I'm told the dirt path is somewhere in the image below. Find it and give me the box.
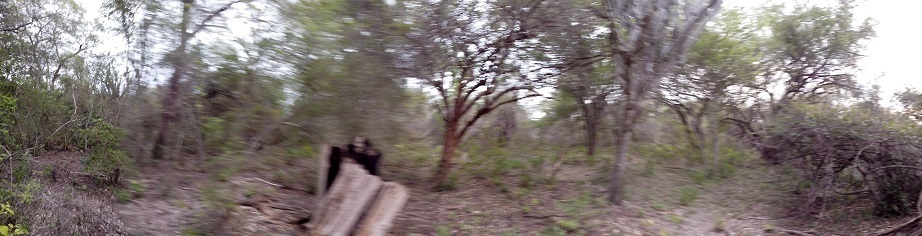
[546,158,798,236]
[667,166,791,235]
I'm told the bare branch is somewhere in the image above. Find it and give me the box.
[190,0,246,37]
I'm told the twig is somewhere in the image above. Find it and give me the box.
[523,214,569,219]
[71,171,105,178]
[775,227,817,236]
[868,165,922,173]
[245,177,284,188]
[243,177,309,192]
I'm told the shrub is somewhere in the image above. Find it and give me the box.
[115,189,133,204]
[0,203,27,236]
[874,170,922,217]
[766,102,922,215]
[202,117,228,153]
[79,119,130,185]
[556,219,580,232]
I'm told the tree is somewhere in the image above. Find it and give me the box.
[540,1,614,157]
[140,0,247,159]
[601,0,724,204]
[405,1,552,187]
[278,0,411,146]
[660,8,759,168]
[726,2,874,164]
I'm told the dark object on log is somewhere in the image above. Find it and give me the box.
[327,146,342,192]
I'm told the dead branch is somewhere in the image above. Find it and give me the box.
[243,177,309,193]
[874,216,922,236]
[868,165,922,173]
[775,227,817,236]
[245,177,283,188]
[522,214,569,219]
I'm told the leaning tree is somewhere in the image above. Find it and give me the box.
[601,0,724,204]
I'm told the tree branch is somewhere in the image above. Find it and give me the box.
[190,0,246,37]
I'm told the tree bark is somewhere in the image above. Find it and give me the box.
[432,120,459,187]
[711,115,720,176]
[586,115,598,157]
[608,97,639,204]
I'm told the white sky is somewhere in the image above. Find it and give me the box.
[77,0,922,118]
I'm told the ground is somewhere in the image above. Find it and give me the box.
[17,147,918,235]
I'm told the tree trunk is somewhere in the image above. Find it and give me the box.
[711,116,720,176]
[608,99,638,204]
[585,109,598,157]
[582,96,606,157]
[432,121,459,187]
[152,0,192,159]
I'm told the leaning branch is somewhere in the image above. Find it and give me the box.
[868,165,922,173]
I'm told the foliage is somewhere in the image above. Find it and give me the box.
[0,93,15,146]
[760,2,874,103]
[766,101,922,216]
[79,119,130,185]
[0,203,27,236]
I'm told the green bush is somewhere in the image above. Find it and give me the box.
[556,219,580,232]
[0,203,27,236]
[79,120,130,185]
[874,170,922,217]
[202,117,228,153]
[115,189,133,204]
[0,94,15,146]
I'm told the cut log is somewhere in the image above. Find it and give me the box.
[308,163,383,236]
[317,144,330,196]
[354,182,410,236]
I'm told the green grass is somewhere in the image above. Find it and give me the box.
[556,219,580,231]
[436,225,452,236]
[678,187,699,206]
[666,214,683,224]
[689,170,708,185]
[114,189,132,204]
[712,218,725,232]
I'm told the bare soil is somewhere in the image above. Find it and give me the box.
[20,150,918,235]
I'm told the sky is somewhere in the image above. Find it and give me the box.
[76,0,922,118]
